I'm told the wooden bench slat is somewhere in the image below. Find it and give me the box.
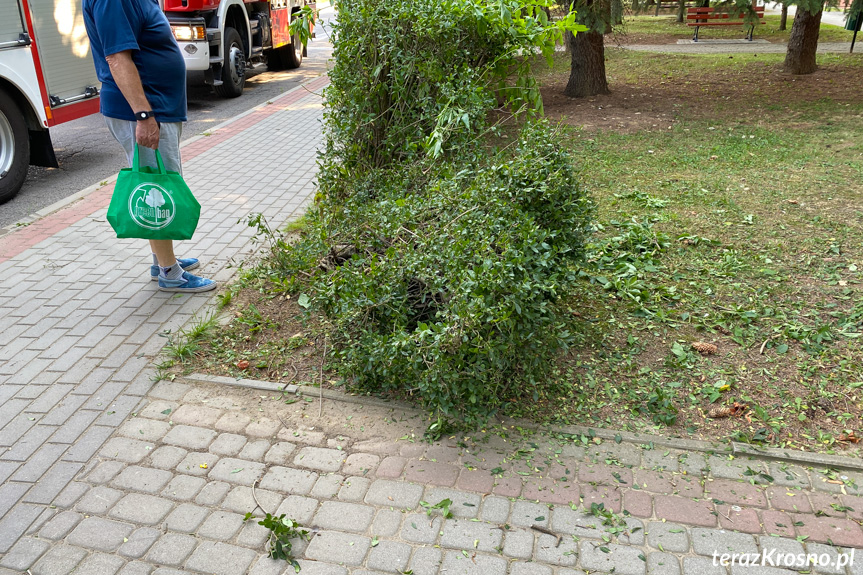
[687,20,758,25]
[687,15,760,20]
[687,6,764,12]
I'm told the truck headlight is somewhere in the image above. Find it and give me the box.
[171,25,206,41]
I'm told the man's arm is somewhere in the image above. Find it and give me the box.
[105,50,160,149]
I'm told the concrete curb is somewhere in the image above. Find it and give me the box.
[186,371,863,472]
[0,73,328,242]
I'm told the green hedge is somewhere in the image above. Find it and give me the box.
[269,0,591,427]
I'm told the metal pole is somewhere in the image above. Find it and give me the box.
[852,28,859,52]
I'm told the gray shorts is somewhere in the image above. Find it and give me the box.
[105,117,184,176]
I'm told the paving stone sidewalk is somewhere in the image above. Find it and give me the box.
[2,376,862,575]
[0,69,329,558]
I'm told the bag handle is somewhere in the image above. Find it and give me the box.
[132,144,168,175]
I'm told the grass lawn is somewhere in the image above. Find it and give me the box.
[173,48,863,455]
[615,14,854,43]
[528,49,863,454]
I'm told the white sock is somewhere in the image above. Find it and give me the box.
[159,262,184,280]
[152,253,159,265]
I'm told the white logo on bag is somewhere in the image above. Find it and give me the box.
[129,184,176,230]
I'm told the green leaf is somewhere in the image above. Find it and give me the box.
[297,293,311,309]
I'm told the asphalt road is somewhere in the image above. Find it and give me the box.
[0,5,334,228]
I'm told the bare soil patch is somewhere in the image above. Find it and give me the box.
[541,53,863,133]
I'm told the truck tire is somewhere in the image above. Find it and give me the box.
[214,26,245,98]
[0,90,29,205]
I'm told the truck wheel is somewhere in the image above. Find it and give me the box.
[214,26,245,98]
[283,24,303,69]
[0,90,29,205]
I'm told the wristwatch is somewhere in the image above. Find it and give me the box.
[135,111,153,121]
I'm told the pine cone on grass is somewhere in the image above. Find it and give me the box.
[708,402,748,419]
[692,341,718,355]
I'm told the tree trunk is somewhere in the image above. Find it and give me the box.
[779,3,789,30]
[564,30,610,98]
[676,0,686,23]
[784,5,823,74]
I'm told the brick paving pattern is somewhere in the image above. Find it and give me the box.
[3,387,861,574]
[0,75,327,557]
[1,59,862,575]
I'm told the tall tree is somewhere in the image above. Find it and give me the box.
[779,2,789,30]
[564,0,614,98]
[784,0,825,74]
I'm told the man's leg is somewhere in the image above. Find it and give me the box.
[145,122,181,268]
[104,117,213,292]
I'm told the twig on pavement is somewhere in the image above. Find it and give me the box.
[530,525,561,547]
[252,478,268,514]
[276,414,291,431]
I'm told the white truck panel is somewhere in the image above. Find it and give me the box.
[0,47,49,127]
[1,2,27,43]
[26,0,100,103]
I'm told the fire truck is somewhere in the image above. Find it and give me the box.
[0,0,101,203]
[164,0,315,98]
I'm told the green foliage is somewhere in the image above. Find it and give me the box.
[288,4,316,47]
[256,0,592,429]
[581,217,675,316]
[645,385,678,427]
[160,311,219,364]
[313,123,592,427]
[420,498,454,518]
[243,512,309,570]
[321,0,583,177]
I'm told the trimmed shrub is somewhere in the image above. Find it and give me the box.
[266,0,592,427]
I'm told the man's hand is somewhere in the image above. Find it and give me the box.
[136,117,160,149]
[106,51,158,148]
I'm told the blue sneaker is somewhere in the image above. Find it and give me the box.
[158,271,217,293]
[150,258,200,281]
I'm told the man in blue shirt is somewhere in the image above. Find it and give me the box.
[84,0,215,293]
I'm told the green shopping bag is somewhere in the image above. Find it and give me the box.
[107,146,200,240]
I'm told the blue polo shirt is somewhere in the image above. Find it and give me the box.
[83,0,187,123]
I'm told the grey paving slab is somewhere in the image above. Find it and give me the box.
[312,501,375,533]
[185,541,258,575]
[146,533,199,566]
[440,550,507,575]
[197,510,245,541]
[67,517,134,552]
[304,531,371,566]
[109,493,174,525]
[29,544,88,575]
[0,536,50,571]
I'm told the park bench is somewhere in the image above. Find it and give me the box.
[686,5,765,41]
